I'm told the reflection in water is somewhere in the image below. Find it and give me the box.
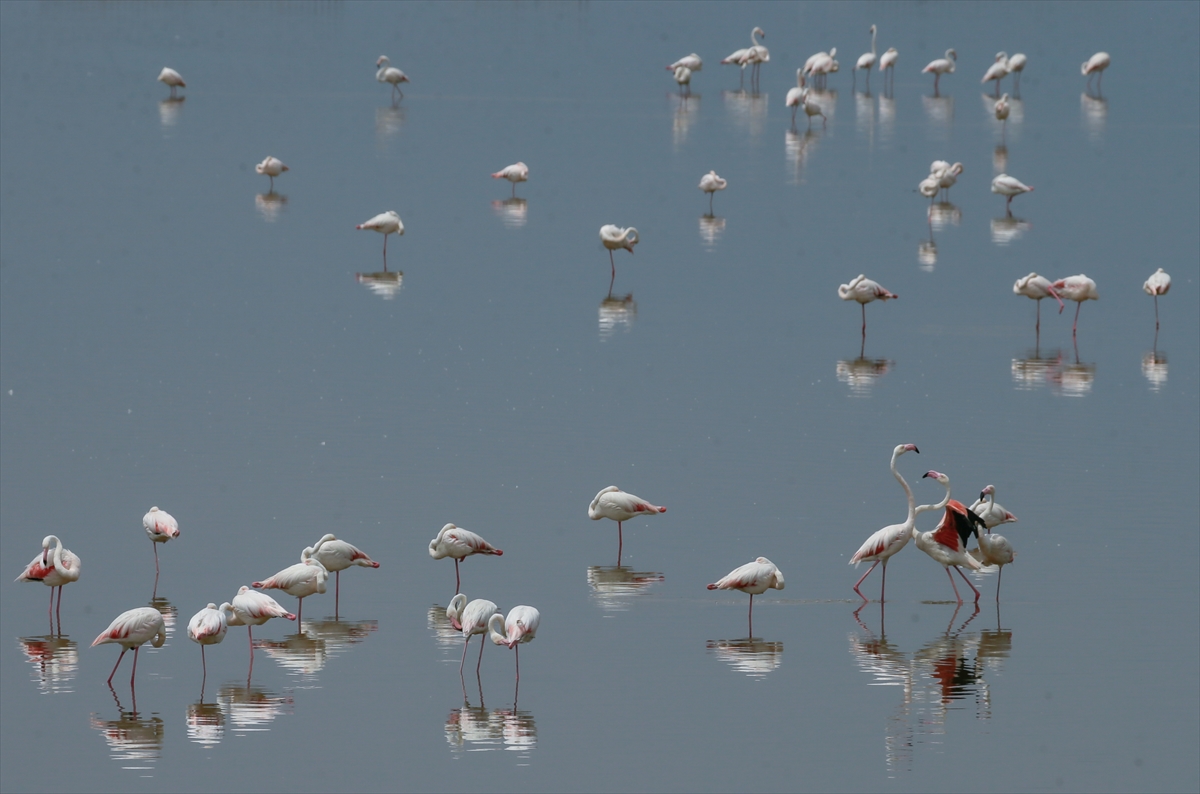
[491,198,528,229]
[255,192,288,222]
[855,91,876,144]
[784,128,819,185]
[586,565,664,613]
[1011,351,1061,390]
[990,215,1031,245]
[723,90,768,140]
[148,596,177,655]
[375,105,406,142]
[257,630,326,684]
[428,603,464,660]
[218,682,293,734]
[993,144,1008,175]
[1142,351,1168,390]
[699,214,725,250]
[922,94,954,135]
[356,270,403,300]
[1081,92,1107,142]
[186,700,224,747]
[706,637,784,678]
[445,703,537,761]
[598,293,636,341]
[837,356,893,396]
[928,202,961,232]
[1050,357,1096,397]
[878,94,895,145]
[91,694,165,774]
[158,97,185,129]
[671,93,700,148]
[17,635,79,694]
[984,93,1023,139]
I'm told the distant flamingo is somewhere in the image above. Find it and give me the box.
[1007,53,1027,91]
[707,557,784,634]
[991,173,1033,213]
[720,46,752,88]
[672,65,693,95]
[491,162,529,197]
[803,47,837,88]
[937,162,964,199]
[91,607,166,685]
[1081,52,1110,91]
[879,47,899,90]
[922,49,957,94]
[488,605,541,683]
[981,52,1010,96]
[786,69,806,125]
[255,156,288,191]
[912,471,986,605]
[588,486,666,563]
[839,275,897,337]
[1051,274,1099,336]
[599,225,639,285]
[186,603,231,682]
[428,524,503,593]
[918,175,941,203]
[1013,273,1064,335]
[252,558,328,625]
[356,211,404,267]
[994,93,1010,133]
[855,25,878,90]
[304,534,380,615]
[157,67,185,98]
[446,594,499,675]
[228,586,296,665]
[801,88,826,129]
[974,533,1016,601]
[15,534,81,625]
[969,485,1019,530]
[849,443,920,602]
[699,171,727,213]
[1143,268,1171,330]
[375,56,410,101]
[722,28,766,89]
[143,506,179,585]
[666,53,702,73]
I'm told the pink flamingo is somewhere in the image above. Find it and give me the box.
[969,485,1018,530]
[143,506,180,584]
[488,605,541,683]
[91,607,166,685]
[356,211,404,267]
[912,472,986,604]
[1143,268,1171,330]
[186,602,232,683]
[848,444,920,601]
[588,486,666,563]
[252,557,327,625]
[1051,274,1099,337]
[1013,273,1064,335]
[228,586,296,667]
[491,162,529,198]
[15,535,81,626]
[446,594,499,675]
[304,534,380,615]
[974,533,1016,601]
[428,524,503,593]
[707,557,785,634]
[839,275,898,338]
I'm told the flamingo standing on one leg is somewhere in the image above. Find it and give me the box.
[848,443,920,602]
[356,211,404,269]
[491,162,529,198]
[912,471,987,605]
[447,594,500,676]
[1007,53,1027,92]
[969,485,1019,531]
[599,225,639,288]
[1081,52,1110,92]
[143,507,180,589]
[255,156,288,191]
[699,171,727,213]
[666,53,703,74]
[157,67,185,98]
[974,533,1016,601]
[922,49,957,94]
[991,174,1033,214]
[304,534,380,617]
[91,607,166,686]
[879,48,898,92]
[588,486,666,565]
[981,52,1010,97]
[186,603,231,687]
[428,524,503,594]
[488,605,540,685]
[252,557,327,625]
[838,275,898,339]
[1013,273,1064,336]
[15,534,81,628]
[672,65,693,96]
[1051,274,1099,337]
[228,586,296,673]
[707,557,785,635]
[1143,268,1171,330]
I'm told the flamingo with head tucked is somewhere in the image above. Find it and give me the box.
[839,275,897,338]
[588,486,666,563]
[1006,53,1027,90]
[429,524,503,593]
[667,53,702,73]
[922,49,957,94]
[255,156,288,191]
[912,471,986,604]
[1143,268,1171,330]
[848,444,920,602]
[186,602,233,682]
[228,586,295,666]
[15,535,81,625]
[252,558,327,625]
[699,171,727,213]
[991,174,1033,213]
[488,605,540,683]
[599,225,639,285]
[879,48,899,90]
[1052,274,1099,336]
[92,607,166,686]
[1013,273,1064,335]
[974,533,1016,601]
[143,507,179,585]
[157,67,185,98]
[356,211,404,267]
[304,534,380,615]
[708,557,784,634]
[447,594,500,675]
[491,162,528,197]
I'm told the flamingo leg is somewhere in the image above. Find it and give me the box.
[460,634,471,674]
[296,597,303,630]
[130,646,140,687]
[1073,301,1082,336]
[609,250,616,282]
[1154,295,1160,330]
[454,558,461,594]
[852,560,879,600]
[954,566,982,602]
[861,303,867,337]
[56,585,64,626]
[476,636,487,675]
[153,541,160,578]
[335,570,341,618]
[880,560,888,603]
[748,593,754,637]
[48,587,54,623]
[945,567,963,605]
[201,645,207,683]
[709,192,714,214]
[106,648,127,685]
[996,567,1003,602]
[383,232,389,267]
[515,643,521,684]
[617,521,623,567]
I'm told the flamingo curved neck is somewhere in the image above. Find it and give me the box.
[891,450,916,528]
[751,29,762,47]
[915,480,952,519]
[871,28,877,56]
[50,537,65,569]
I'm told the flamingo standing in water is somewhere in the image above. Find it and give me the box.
[848,443,920,602]
[937,162,964,200]
[157,67,185,98]
[588,486,666,563]
[974,533,1016,601]
[969,485,1019,530]
[186,603,232,682]
[1052,274,1099,337]
[446,594,500,675]
[491,162,528,197]
[879,48,899,91]
[1143,268,1171,330]
[375,55,410,101]
[91,607,166,685]
[699,171,727,213]
[707,557,785,634]
[143,507,180,585]
[252,557,328,625]
[839,275,897,338]
[356,211,404,267]
[803,47,837,88]
[785,69,806,126]
[488,605,541,683]
[304,534,380,616]
[922,49,957,94]
[1007,53,1027,91]
[912,471,986,604]
[1081,52,1110,91]
[667,53,703,73]
[855,25,878,90]
[255,156,288,191]
[721,28,767,89]
[228,586,296,666]
[672,65,693,96]
[801,89,827,129]
[15,535,81,625]
[994,93,1011,133]
[428,524,503,593]
[991,173,1033,213]
[981,52,1010,97]
[1013,273,1064,334]
[599,225,639,285]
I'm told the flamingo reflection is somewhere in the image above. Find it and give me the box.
[17,634,78,694]
[723,90,768,139]
[990,214,1032,245]
[598,292,636,341]
[257,630,328,684]
[186,699,224,747]
[1080,92,1107,141]
[837,356,893,396]
[784,128,819,185]
[356,270,402,300]
[91,688,164,774]
[428,603,467,658]
[375,104,405,142]
[671,92,700,148]
[706,637,784,677]
[699,214,725,250]
[1142,351,1168,391]
[445,701,537,759]
[1011,350,1061,390]
[586,565,664,613]
[921,94,954,138]
[218,682,293,734]
[158,97,185,129]
[491,198,528,229]
[255,191,287,222]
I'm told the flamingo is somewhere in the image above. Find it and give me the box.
[303,534,380,615]
[848,444,920,602]
[973,533,1016,601]
[803,48,837,88]
[588,486,666,563]
[488,605,540,683]
[375,55,410,101]
[228,586,295,665]
[855,25,878,90]
[699,171,727,213]
[1143,268,1171,330]
[666,53,702,73]
[918,175,941,203]
[143,506,179,584]
[991,173,1033,213]
[1013,273,1065,335]
[937,162,964,199]
[719,46,752,88]
[879,47,899,91]
[672,65,693,95]
[252,557,328,625]
[801,88,826,129]
[922,49,957,94]
[785,69,806,126]
[91,607,166,685]
[839,275,897,337]
[428,524,503,593]
[446,594,499,675]
[255,156,288,191]
[1052,274,1099,336]
[157,67,185,98]
[981,52,1010,96]
[15,535,81,625]
[356,211,404,267]
[969,485,1019,530]
[599,225,638,285]
[994,93,1010,131]
[491,162,528,198]
[186,603,232,682]
[743,27,769,89]
[912,471,986,605]
[707,557,784,634]
[1007,53,1027,91]
[1081,52,1110,91]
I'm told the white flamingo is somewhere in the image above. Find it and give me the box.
[303,534,380,615]
[1052,274,1099,336]
[599,225,639,283]
[981,52,1010,96]
[428,524,503,593]
[488,605,541,683]
[699,171,727,213]
[839,275,897,337]
[1143,268,1171,330]
[143,506,179,584]
[879,48,899,90]
[491,162,528,197]
[157,67,185,98]
[91,607,166,685]
[588,486,666,563]
[252,558,328,625]
[1007,53,1027,90]
[666,53,702,73]
[969,485,1019,530]
[937,162,964,199]
[922,49,957,94]
[228,586,295,664]
[848,444,920,602]
[1081,52,1110,91]
[855,25,878,90]
[994,93,1011,131]
[15,535,81,625]
[186,603,232,682]
[356,211,404,266]
[255,156,288,191]
[991,173,1033,213]
[672,65,693,95]
[1013,273,1064,334]
[446,594,499,675]
[801,88,826,129]
[973,534,1016,601]
[707,557,785,633]
[375,56,410,101]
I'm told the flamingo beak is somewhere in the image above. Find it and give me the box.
[449,617,462,631]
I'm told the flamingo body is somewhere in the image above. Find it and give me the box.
[1052,274,1099,335]
[994,93,1011,122]
[879,48,898,75]
[699,170,727,211]
[672,65,692,93]
[849,444,920,601]
[839,275,897,337]
[157,67,185,97]
[253,558,327,623]
[855,25,878,84]
[969,485,1019,530]
[16,534,81,624]
[429,524,502,592]
[708,557,785,596]
[92,606,167,685]
[922,49,957,92]
[1143,268,1170,297]
[667,53,702,72]
[255,156,288,189]
[588,486,666,524]
[357,211,404,264]
[187,603,229,646]
[491,162,529,196]
[143,506,180,544]
[992,173,1033,211]
[375,56,410,99]
[447,595,500,674]
[981,52,1010,95]
[230,586,295,626]
[912,472,985,604]
[1081,52,1111,78]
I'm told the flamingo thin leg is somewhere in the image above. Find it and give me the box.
[954,566,981,602]
[130,647,140,687]
[515,644,521,684]
[748,593,755,637]
[476,634,486,675]
[454,559,461,594]
[880,560,888,603]
[852,560,879,600]
[1154,295,1160,330]
[617,521,623,567]
[945,567,963,605]
[106,648,127,685]
[996,567,1004,602]
[1073,301,1082,336]
[460,635,471,674]
[335,570,341,618]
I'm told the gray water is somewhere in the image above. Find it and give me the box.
[2,2,1198,792]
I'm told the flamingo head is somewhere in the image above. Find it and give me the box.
[446,594,467,630]
[376,55,389,68]
[754,27,765,38]
[980,484,996,500]
[922,470,949,485]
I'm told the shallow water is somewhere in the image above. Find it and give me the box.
[1,2,1198,792]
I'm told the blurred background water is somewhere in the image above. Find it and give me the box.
[1,1,1197,792]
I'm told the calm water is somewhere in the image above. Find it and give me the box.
[2,2,1198,792]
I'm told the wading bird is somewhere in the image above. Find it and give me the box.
[974,533,1016,601]
[879,47,899,90]
[1081,52,1110,91]
[699,171,727,213]
[838,275,897,337]
[356,211,404,267]
[969,485,1018,530]
[991,173,1033,213]
[1143,268,1171,330]
[488,605,541,683]
[981,52,1010,96]
[157,67,185,98]
[672,65,693,95]
[255,156,288,191]
[303,534,380,615]
[707,557,784,634]
[666,53,702,73]
[143,506,180,584]
[186,602,232,682]
[428,524,503,593]
[92,607,166,686]
[922,49,957,94]
[849,444,920,602]
[252,557,328,625]
[228,586,296,664]
[1007,53,1027,91]
[1052,274,1099,337]
[855,25,878,90]
[15,535,81,625]
[1013,273,1064,335]
[491,162,528,197]
[447,594,499,675]
[375,56,410,101]
[599,225,639,285]
[588,486,666,563]
[912,472,986,605]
